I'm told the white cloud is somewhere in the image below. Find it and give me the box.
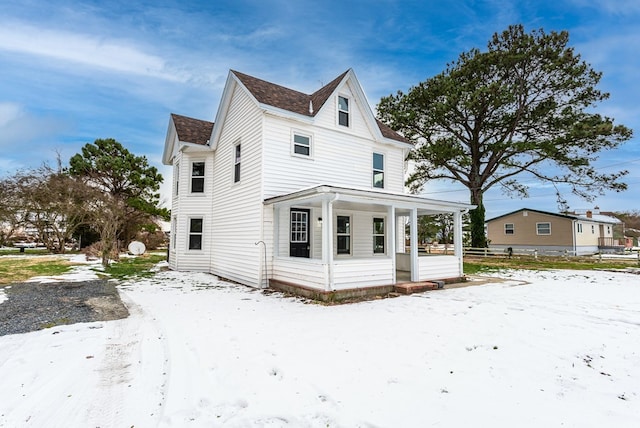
[0,21,188,82]
[0,102,67,150]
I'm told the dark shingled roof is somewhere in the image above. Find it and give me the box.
[232,70,410,144]
[171,113,214,145]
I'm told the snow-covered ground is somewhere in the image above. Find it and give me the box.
[1,265,639,427]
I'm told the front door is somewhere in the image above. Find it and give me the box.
[290,208,310,258]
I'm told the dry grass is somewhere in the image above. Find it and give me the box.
[0,257,75,285]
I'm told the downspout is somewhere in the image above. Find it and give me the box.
[572,219,576,256]
[255,240,267,288]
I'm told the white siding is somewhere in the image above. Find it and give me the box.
[169,150,215,271]
[210,83,264,287]
[417,256,460,281]
[261,80,405,199]
[272,258,326,289]
[332,259,394,290]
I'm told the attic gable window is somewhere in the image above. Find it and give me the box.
[234,143,241,183]
[292,132,311,157]
[191,161,205,193]
[338,96,349,127]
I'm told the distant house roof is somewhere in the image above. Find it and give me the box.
[232,70,410,144]
[171,113,214,146]
[487,208,620,224]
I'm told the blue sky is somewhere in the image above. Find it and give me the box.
[1,0,638,218]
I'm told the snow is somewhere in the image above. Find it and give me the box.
[1,267,639,427]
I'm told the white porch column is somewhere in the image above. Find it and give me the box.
[410,207,419,282]
[388,205,396,284]
[454,210,463,275]
[273,205,280,257]
[322,197,334,291]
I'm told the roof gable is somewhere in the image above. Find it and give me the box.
[231,70,409,144]
[171,113,214,146]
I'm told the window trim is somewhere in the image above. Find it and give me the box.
[337,95,350,127]
[577,223,583,233]
[336,215,351,255]
[372,152,384,189]
[233,142,241,183]
[190,160,205,193]
[373,217,385,255]
[291,131,313,158]
[188,217,204,250]
[504,223,514,235]
[536,222,551,235]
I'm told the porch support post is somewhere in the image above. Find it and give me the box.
[322,196,334,291]
[410,207,419,282]
[273,205,280,258]
[453,210,463,275]
[388,205,396,284]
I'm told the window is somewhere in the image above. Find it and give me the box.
[504,223,514,235]
[290,210,308,243]
[373,153,384,188]
[188,218,203,250]
[234,144,241,183]
[607,226,611,234]
[338,96,349,127]
[577,223,583,233]
[191,161,204,193]
[591,225,595,234]
[536,222,551,235]
[337,215,351,255]
[373,217,385,254]
[171,216,177,249]
[293,133,311,157]
[174,162,179,195]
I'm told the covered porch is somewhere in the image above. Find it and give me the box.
[264,185,474,297]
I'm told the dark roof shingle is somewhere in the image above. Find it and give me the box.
[232,70,409,144]
[171,113,213,145]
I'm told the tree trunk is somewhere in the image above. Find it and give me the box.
[470,190,488,248]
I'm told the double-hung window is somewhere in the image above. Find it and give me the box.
[337,215,351,255]
[234,144,241,183]
[338,96,349,127]
[536,222,551,235]
[191,161,204,193]
[373,153,384,188]
[504,223,514,235]
[373,217,385,254]
[293,133,311,157]
[188,218,203,250]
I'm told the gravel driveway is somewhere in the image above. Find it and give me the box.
[0,280,129,336]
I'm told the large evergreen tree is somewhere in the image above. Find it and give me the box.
[69,138,169,251]
[378,25,632,247]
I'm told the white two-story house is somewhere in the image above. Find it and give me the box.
[162,69,474,299]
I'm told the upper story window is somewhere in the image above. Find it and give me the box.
[373,153,384,188]
[191,161,205,193]
[174,162,180,195]
[504,223,514,235]
[292,132,311,157]
[338,96,349,127]
[337,215,351,255]
[607,225,611,234]
[591,225,595,234]
[577,223,583,233]
[234,143,241,183]
[536,222,551,235]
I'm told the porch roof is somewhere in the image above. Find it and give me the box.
[263,184,475,214]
